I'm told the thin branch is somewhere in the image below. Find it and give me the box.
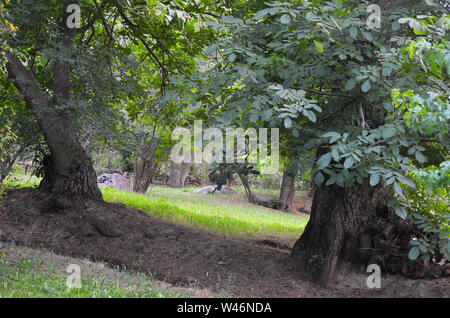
[359,102,368,128]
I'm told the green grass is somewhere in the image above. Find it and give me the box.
[5,173,308,239]
[102,186,308,238]
[0,252,177,298]
[1,173,306,297]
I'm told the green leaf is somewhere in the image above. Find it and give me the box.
[314,171,325,186]
[361,80,371,93]
[280,14,291,24]
[409,239,420,246]
[393,182,403,196]
[382,67,393,77]
[345,78,356,91]
[322,132,341,143]
[314,40,324,53]
[343,157,354,169]
[284,117,292,129]
[317,153,332,170]
[261,109,272,121]
[382,126,396,139]
[408,246,420,260]
[370,173,380,186]
[395,206,407,219]
[314,171,324,186]
[332,148,340,162]
[305,12,315,21]
[349,26,358,39]
[415,151,426,163]
[392,21,400,31]
[362,31,372,41]
[249,113,259,122]
[304,110,316,122]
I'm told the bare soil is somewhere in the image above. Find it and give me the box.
[0,188,448,298]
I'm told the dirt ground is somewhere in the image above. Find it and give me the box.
[0,188,448,298]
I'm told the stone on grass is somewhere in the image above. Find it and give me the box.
[97,173,132,191]
[196,185,236,195]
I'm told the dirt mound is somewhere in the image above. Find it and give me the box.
[0,188,448,297]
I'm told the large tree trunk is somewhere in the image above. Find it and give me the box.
[279,171,295,212]
[290,0,399,287]
[291,179,388,287]
[3,2,102,201]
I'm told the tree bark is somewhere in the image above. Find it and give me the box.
[133,147,158,194]
[279,171,295,212]
[168,151,192,188]
[291,179,388,287]
[2,2,102,201]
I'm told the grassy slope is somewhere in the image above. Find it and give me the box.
[2,174,308,297]
[0,243,229,298]
[6,174,308,240]
[102,186,308,240]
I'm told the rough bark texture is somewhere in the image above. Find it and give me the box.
[278,171,295,212]
[3,2,102,201]
[291,179,389,287]
[133,147,158,194]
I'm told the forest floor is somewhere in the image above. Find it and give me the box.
[0,187,449,298]
[0,242,223,297]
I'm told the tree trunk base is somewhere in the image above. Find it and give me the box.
[292,183,449,286]
[38,154,102,211]
[291,180,389,287]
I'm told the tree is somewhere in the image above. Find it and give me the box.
[0,0,217,203]
[3,1,102,201]
[168,150,193,188]
[279,170,295,211]
[186,0,449,285]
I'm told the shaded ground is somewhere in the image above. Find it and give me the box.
[0,242,220,297]
[0,188,448,297]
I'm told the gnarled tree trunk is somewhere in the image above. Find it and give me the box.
[279,171,295,212]
[291,179,388,287]
[3,2,102,201]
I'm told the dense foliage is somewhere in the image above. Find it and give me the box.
[170,0,449,259]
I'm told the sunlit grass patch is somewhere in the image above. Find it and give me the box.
[4,174,308,239]
[102,187,308,238]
